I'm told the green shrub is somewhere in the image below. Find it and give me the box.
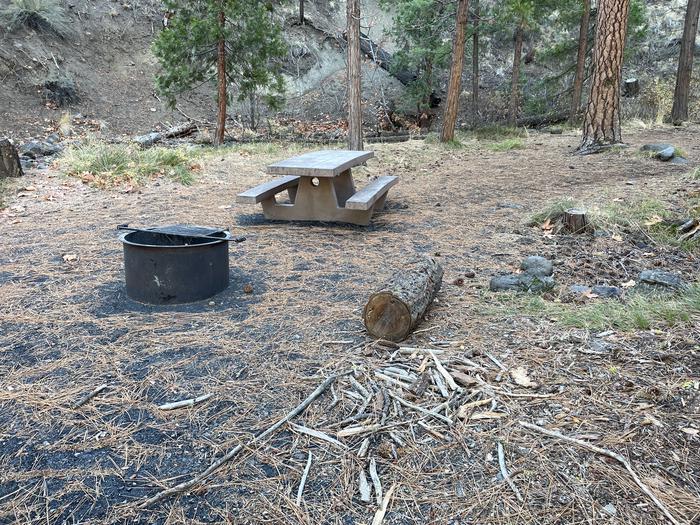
[2,0,71,37]
[59,141,198,187]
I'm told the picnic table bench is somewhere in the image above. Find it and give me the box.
[236,150,398,225]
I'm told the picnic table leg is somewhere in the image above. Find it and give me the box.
[332,170,356,207]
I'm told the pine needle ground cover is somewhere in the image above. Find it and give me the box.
[0,126,698,524]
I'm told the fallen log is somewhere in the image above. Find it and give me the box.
[363,256,443,342]
[0,139,23,178]
[134,121,197,148]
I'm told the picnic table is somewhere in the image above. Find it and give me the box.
[236,150,398,225]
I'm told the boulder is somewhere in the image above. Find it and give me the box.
[520,256,554,277]
[670,156,689,165]
[656,146,675,161]
[0,139,24,178]
[19,140,61,159]
[640,143,674,153]
[490,274,522,292]
[490,273,555,293]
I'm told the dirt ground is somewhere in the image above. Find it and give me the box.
[0,125,698,524]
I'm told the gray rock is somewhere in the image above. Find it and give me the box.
[490,273,555,293]
[46,133,61,144]
[591,285,622,298]
[638,270,684,289]
[656,146,675,161]
[490,274,523,292]
[520,256,554,277]
[569,284,591,295]
[640,143,674,153]
[670,156,689,165]
[19,140,61,159]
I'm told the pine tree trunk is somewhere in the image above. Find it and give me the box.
[346,0,363,150]
[300,0,304,24]
[570,0,591,124]
[472,0,480,124]
[440,0,470,142]
[509,23,524,126]
[214,8,227,147]
[578,0,630,154]
[672,0,700,125]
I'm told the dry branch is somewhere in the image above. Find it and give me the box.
[497,442,523,502]
[158,393,213,411]
[295,452,313,506]
[71,384,108,409]
[138,373,342,508]
[519,421,681,525]
[372,483,397,525]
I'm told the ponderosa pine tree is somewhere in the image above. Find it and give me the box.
[672,0,700,125]
[153,0,286,146]
[569,0,591,123]
[347,0,363,150]
[578,0,630,154]
[440,0,470,142]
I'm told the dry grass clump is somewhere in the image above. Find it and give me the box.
[59,140,199,188]
[2,0,71,37]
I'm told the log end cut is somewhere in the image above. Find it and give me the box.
[364,292,413,342]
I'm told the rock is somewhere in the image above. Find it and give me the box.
[19,140,61,159]
[569,284,591,295]
[670,156,689,165]
[490,274,522,292]
[46,133,61,144]
[640,143,674,153]
[591,285,622,298]
[0,139,24,178]
[638,270,685,290]
[656,146,675,161]
[520,256,554,277]
[490,273,555,293]
[549,127,563,135]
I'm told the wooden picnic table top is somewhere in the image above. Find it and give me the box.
[266,149,374,178]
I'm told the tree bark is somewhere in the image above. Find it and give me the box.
[440,0,470,142]
[570,0,591,124]
[346,0,363,150]
[214,8,227,147]
[363,256,444,342]
[472,0,480,124]
[300,0,304,24]
[0,139,23,178]
[509,23,524,126]
[672,0,700,125]
[578,0,630,154]
[563,208,591,233]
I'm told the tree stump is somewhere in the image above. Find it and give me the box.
[363,256,444,342]
[0,139,23,178]
[563,208,590,233]
[623,78,639,97]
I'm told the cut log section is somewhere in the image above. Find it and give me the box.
[0,139,23,178]
[563,208,591,233]
[363,256,444,342]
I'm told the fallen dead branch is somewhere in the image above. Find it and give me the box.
[71,384,108,409]
[295,452,313,506]
[497,442,523,502]
[138,373,343,508]
[289,423,347,450]
[372,483,397,525]
[158,393,213,411]
[519,421,682,525]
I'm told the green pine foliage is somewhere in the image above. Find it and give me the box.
[153,0,287,112]
[379,0,456,111]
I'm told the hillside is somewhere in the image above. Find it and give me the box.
[0,0,695,140]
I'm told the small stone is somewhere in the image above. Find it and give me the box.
[489,274,522,292]
[520,255,554,277]
[569,284,591,295]
[549,128,563,135]
[591,285,622,298]
[640,143,674,153]
[243,283,254,294]
[208,301,215,306]
[464,270,476,278]
[670,156,689,165]
[656,146,675,161]
[638,270,684,289]
[452,278,464,286]
[19,140,61,159]
[601,503,617,517]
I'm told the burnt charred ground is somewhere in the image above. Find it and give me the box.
[0,126,699,524]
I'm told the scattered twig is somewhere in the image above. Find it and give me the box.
[138,373,343,508]
[371,483,397,525]
[519,421,681,525]
[338,424,382,438]
[289,423,348,450]
[158,393,213,411]
[497,442,523,502]
[295,452,312,506]
[388,391,453,425]
[71,384,108,409]
[484,352,507,371]
[369,457,382,505]
[429,350,458,390]
[359,469,372,503]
